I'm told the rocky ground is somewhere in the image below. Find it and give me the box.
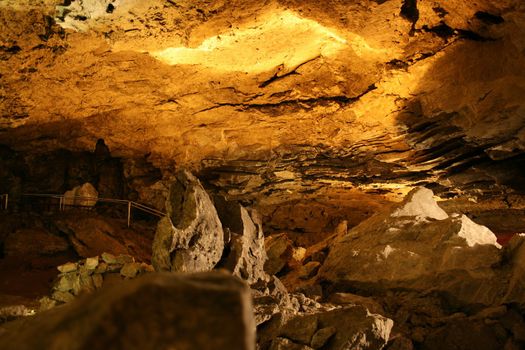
[1,170,525,349]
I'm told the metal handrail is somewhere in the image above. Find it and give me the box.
[21,193,165,227]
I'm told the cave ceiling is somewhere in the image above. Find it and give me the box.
[1,0,525,222]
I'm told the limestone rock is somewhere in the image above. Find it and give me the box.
[0,272,256,350]
[319,187,504,306]
[317,306,393,350]
[298,262,321,280]
[279,314,318,345]
[265,234,295,276]
[215,196,268,283]
[152,170,224,273]
[57,262,78,273]
[274,306,392,350]
[84,256,99,270]
[310,327,337,349]
[63,182,98,207]
[329,293,385,315]
[51,290,75,303]
[101,252,117,264]
[115,254,135,264]
[120,262,141,278]
[390,187,448,220]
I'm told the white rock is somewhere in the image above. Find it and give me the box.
[391,187,448,220]
[381,245,395,259]
[457,214,501,249]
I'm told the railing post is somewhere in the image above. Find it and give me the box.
[127,201,132,227]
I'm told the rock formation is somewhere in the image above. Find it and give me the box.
[214,196,269,283]
[152,169,224,272]
[0,272,256,350]
[0,0,524,225]
[319,187,505,306]
[1,0,525,349]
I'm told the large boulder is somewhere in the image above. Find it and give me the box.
[63,182,98,207]
[319,187,504,306]
[152,170,224,272]
[0,272,256,350]
[215,196,268,284]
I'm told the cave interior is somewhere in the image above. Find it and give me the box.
[1,0,525,349]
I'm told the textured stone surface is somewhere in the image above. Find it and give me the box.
[319,188,504,306]
[215,196,268,283]
[152,169,224,272]
[0,272,256,350]
[265,234,295,276]
[0,0,524,224]
[273,306,393,350]
[55,217,130,258]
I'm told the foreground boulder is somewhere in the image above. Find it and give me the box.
[0,272,255,350]
[215,196,268,283]
[152,170,224,272]
[319,187,504,306]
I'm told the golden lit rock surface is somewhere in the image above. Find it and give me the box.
[1,0,525,229]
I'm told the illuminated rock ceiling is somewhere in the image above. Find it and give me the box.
[1,0,525,223]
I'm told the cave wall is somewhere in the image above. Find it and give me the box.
[1,0,524,231]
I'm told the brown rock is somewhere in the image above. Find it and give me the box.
[298,261,321,280]
[4,228,70,257]
[51,290,75,303]
[270,338,314,350]
[57,262,77,273]
[120,262,141,278]
[0,272,256,350]
[319,188,504,307]
[310,327,336,349]
[92,274,103,289]
[329,293,385,315]
[265,234,295,276]
[271,306,392,350]
[279,314,318,345]
[56,218,129,258]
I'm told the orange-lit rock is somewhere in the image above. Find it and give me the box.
[0,0,524,230]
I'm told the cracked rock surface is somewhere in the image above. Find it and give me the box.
[0,0,524,230]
